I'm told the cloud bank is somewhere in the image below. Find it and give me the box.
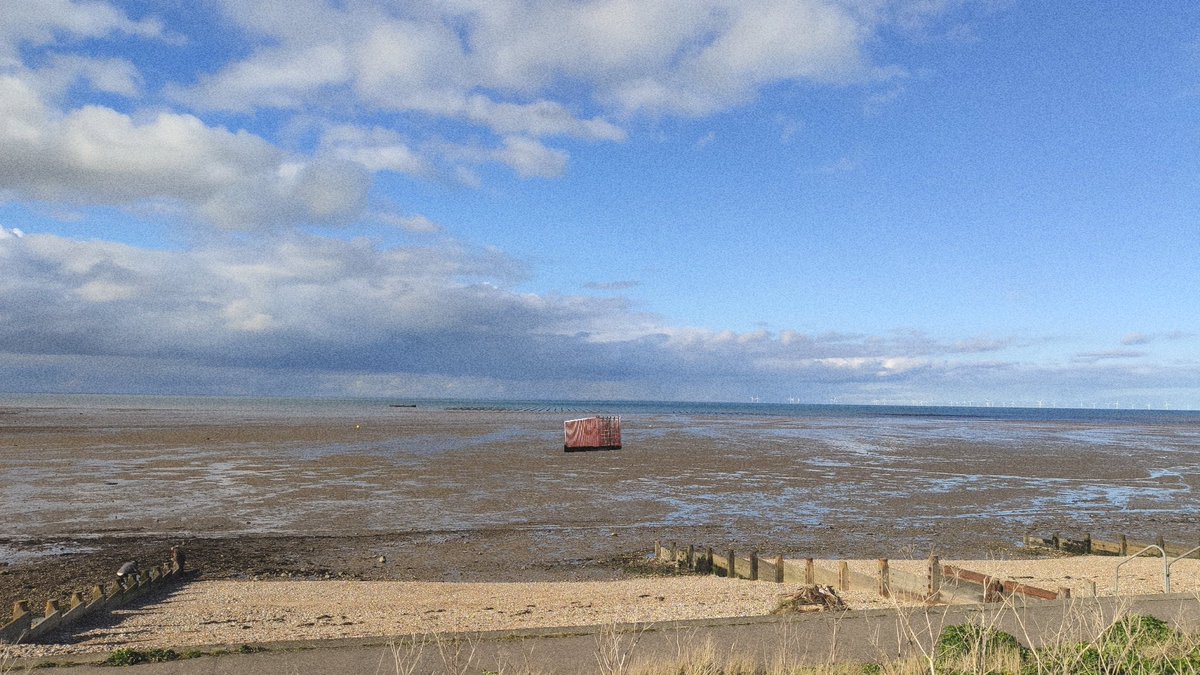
[1,230,1191,404]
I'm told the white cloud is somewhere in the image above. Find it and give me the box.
[0,0,162,61]
[377,213,443,234]
[436,135,570,179]
[0,74,369,229]
[29,54,143,99]
[318,125,433,177]
[172,0,930,159]
[491,136,570,178]
[177,43,351,112]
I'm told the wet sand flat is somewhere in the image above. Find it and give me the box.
[2,401,1199,619]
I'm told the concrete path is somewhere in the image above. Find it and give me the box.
[14,594,1200,674]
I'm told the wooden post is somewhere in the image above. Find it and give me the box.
[13,601,30,620]
[172,546,186,572]
[985,578,1004,603]
[69,592,84,609]
[91,585,105,602]
[727,549,736,579]
[44,600,59,616]
[707,548,715,575]
[670,541,677,562]
[879,559,890,598]
[774,555,785,583]
[838,561,849,591]
[804,558,814,585]
[1084,532,1092,554]
[687,544,695,570]
[928,555,941,600]
[654,540,662,560]
[1119,534,1128,556]
[750,551,759,581]
[1052,533,1061,550]
[1157,534,1166,555]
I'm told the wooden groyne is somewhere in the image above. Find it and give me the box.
[0,548,190,644]
[653,541,1065,606]
[1024,532,1200,558]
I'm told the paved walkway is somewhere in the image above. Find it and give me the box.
[14,594,1200,673]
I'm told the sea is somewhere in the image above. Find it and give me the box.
[3,392,1198,425]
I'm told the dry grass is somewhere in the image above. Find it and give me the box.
[381,595,1200,674]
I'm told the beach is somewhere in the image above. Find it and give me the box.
[2,398,1199,654]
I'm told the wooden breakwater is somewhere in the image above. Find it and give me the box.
[1024,532,1200,559]
[653,541,1066,606]
[0,548,189,644]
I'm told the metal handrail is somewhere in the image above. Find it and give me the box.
[1165,545,1200,594]
[1115,545,1167,595]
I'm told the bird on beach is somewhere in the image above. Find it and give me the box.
[116,561,138,578]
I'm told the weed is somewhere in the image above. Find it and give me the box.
[104,647,181,666]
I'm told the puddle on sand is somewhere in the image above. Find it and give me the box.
[0,542,99,565]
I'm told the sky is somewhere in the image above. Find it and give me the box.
[0,0,1198,407]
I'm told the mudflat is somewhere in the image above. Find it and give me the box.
[2,401,1198,618]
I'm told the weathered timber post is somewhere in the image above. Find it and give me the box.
[774,555,785,583]
[1157,534,1166,555]
[838,561,849,591]
[1052,533,1061,550]
[669,541,677,563]
[727,549,736,579]
[687,544,695,570]
[879,559,890,598]
[44,600,59,616]
[928,555,941,601]
[804,558,814,585]
[654,540,662,561]
[707,548,715,575]
[1084,532,1092,554]
[1119,534,1128,556]
[69,592,84,609]
[172,545,186,572]
[90,585,105,602]
[13,601,30,620]
[750,552,759,581]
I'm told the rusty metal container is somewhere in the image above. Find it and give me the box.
[563,415,621,452]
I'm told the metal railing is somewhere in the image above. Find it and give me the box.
[1115,545,1167,595]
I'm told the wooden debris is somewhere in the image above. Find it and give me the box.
[772,585,848,614]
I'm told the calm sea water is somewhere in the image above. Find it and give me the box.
[3,392,1196,425]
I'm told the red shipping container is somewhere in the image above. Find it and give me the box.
[563,416,622,452]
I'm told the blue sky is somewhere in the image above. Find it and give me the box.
[0,1,1197,407]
